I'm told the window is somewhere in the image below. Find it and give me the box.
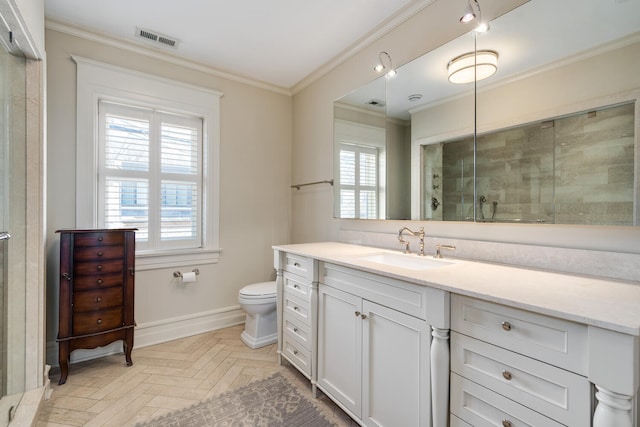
[75,56,222,269]
[333,119,385,219]
[338,144,379,219]
[99,102,203,251]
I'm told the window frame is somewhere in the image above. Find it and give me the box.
[333,119,386,219]
[75,56,222,270]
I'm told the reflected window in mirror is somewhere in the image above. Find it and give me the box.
[334,118,386,219]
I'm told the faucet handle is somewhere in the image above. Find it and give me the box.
[435,244,456,259]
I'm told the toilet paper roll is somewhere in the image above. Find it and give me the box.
[182,271,197,283]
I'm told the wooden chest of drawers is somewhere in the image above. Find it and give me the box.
[56,229,136,385]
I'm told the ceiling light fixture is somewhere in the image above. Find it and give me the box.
[374,51,397,77]
[447,50,498,84]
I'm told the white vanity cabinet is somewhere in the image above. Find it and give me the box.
[275,251,318,386]
[450,294,636,427]
[317,262,447,427]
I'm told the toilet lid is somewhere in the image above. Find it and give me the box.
[240,281,276,296]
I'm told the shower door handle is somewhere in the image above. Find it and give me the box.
[0,232,10,241]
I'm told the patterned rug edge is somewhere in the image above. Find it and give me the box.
[133,371,338,427]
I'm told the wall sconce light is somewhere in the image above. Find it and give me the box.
[374,51,397,77]
[460,0,480,24]
[460,0,489,32]
[447,50,498,84]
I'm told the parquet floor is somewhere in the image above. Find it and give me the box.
[37,325,357,426]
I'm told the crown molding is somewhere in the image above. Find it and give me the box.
[45,18,292,96]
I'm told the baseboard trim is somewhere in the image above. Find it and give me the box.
[46,306,246,367]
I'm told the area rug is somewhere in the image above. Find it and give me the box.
[134,372,336,426]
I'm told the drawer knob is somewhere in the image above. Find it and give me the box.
[502,370,512,380]
[293,350,298,355]
[293,306,299,311]
[97,265,103,271]
[501,321,512,331]
[96,296,102,303]
[293,284,299,289]
[360,313,367,319]
[96,319,103,325]
[502,420,512,427]
[293,328,298,333]
[97,279,103,285]
[294,262,300,267]
[97,236,103,241]
[355,311,361,317]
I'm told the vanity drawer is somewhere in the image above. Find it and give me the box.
[283,315,311,350]
[282,334,311,378]
[450,373,564,427]
[284,253,313,280]
[321,262,428,320]
[451,332,591,426]
[283,272,311,301]
[283,293,310,326]
[451,295,588,374]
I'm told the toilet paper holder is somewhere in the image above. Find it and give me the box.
[173,268,200,278]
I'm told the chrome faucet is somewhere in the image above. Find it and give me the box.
[398,226,426,256]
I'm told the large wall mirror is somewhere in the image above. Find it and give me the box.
[333,0,640,226]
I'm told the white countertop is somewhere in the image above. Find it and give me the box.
[273,242,640,336]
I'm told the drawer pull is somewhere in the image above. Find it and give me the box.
[96,319,103,325]
[97,251,103,256]
[293,327,298,333]
[294,262,300,267]
[293,306,299,311]
[502,370,512,380]
[97,279,103,285]
[355,311,361,317]
[97,265,103,271]
[293,350,298,355]
[502,420,512,427]
[361,313,367,319]
[97,236,103,241]
[501,321,512,331]
[293,284,299,289]
[96,296,102,303]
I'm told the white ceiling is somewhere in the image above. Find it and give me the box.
[44,0,428,89]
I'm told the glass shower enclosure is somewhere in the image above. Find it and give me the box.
[0,34,27,423]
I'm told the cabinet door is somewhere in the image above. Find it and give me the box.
[317,285,362,417]
[362,300,430,427]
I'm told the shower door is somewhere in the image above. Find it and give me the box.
[0,32,27,423]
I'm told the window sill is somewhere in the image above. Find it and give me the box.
[135,248,222,271]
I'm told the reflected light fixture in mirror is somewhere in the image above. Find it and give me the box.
[374,51,397,77]
[447,50,498,84]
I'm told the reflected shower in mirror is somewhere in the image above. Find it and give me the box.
[423,102,636,225]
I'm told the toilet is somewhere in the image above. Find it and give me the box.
[238,281,277,349]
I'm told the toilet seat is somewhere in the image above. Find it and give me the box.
[239,281,276,302]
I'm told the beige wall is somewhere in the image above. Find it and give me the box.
[45,28,293,363]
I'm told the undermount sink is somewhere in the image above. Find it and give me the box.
[359,252,454,271]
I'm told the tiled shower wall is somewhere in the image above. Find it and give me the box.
[424,102,636,225]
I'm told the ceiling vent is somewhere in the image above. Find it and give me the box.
[135,27,179,49]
